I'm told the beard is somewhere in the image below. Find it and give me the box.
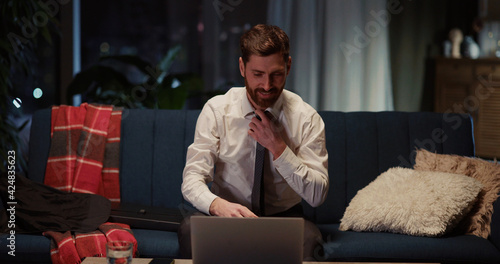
[245,77,284,109]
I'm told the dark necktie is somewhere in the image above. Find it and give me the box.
[251,141,266,216]
[251,111,269,216]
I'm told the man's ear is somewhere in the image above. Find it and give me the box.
[286,56,292,76]
[239,57,245,77]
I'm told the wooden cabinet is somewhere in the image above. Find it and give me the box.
[435,58,500,159]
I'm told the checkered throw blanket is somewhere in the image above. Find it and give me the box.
[44,222,138,264]
[44,103,122,204]
[43,103,134,263]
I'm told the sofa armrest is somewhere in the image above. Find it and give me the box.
[490,191,500,250]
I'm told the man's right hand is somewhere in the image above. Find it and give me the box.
[209,197,258,217]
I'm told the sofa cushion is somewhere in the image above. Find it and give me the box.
[132,229,179,258]
[0,233,51,263]
[414,149,500,238]
[319,223,500,263]
[339,167,482,237]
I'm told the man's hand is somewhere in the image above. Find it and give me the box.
[248,109,287,160]
[209,197,257,217]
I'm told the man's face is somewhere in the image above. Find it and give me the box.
[239,53,291,110]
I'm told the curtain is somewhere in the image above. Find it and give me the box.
[389,0,448,112]
[267,0,394,111]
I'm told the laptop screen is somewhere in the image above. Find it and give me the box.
[191,216,304,264]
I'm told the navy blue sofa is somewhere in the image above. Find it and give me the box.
[1,109,500,263]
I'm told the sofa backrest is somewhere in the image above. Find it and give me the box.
[28,109,199,210]
[117,109,199,209]
[28,109,474,224]
[312,111,474,224]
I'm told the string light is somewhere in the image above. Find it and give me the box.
[33,88,43,99]
[12,98,22,108]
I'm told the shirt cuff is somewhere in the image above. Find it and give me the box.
[196,191,219,215]
[273,146,301,179]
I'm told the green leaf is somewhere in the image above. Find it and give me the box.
[99,55,153,75]
[175,73,204,94]
[40,25,53,45]
[156,76,186,109]
[157,85,188,109]
[158,45,182,72]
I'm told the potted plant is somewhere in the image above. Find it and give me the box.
[66,45,205,110]
[1,0,58,173]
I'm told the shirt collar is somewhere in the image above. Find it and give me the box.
[242,88,284,119]
[242,90,255,118]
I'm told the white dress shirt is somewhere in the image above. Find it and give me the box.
[181,87,329,215]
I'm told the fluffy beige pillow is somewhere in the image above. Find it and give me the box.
[339,167,482,237]
[414,149,500,238]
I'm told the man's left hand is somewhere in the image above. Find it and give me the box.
[248,109,287,160]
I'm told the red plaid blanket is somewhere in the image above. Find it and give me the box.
[44,222,138,264]
[43,103,132,263]
[44,103,122,204]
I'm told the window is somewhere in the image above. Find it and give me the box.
[80,0,267,109]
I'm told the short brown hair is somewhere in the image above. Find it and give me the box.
[240,24,290,65]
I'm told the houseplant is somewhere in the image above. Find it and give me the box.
[0,0,58,173]
[66,45,204,110]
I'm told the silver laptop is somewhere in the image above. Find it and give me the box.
[190,216,304,264]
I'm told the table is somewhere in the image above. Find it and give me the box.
[173,260,437,264]
[82,258,154,264]
[81,257,439,264]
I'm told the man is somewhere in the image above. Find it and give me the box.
[179,24,329,260]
